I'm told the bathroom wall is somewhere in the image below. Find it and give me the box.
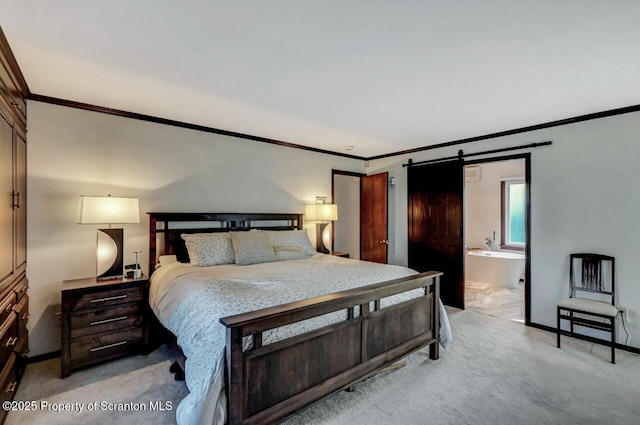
[464,160,525,250]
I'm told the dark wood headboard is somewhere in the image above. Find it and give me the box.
[148,212,304,273]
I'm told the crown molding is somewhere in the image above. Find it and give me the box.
[28,93,367,160]
[368,104,640,161]
[0,26,30,97]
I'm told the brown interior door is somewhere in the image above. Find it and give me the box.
[408,161,464,308]
[360,172,388,263]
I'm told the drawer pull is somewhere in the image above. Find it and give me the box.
[5,304,14,313]
[90,341,127,352]
[90,316,128,326]
[21,287,28,293]
[21,313,31,320]
[5,337,17,347]
[90,295,127,303]
[5,381,16,393]
[12,191,20,209]
[21,349,30,358]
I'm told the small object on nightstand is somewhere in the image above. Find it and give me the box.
[60,276,149,378]
[331,252,350,258]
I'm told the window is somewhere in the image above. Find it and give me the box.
[501,180,525,249]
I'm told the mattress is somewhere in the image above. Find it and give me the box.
[149,253,451,425]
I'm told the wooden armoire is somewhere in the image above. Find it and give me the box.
[0,27,29,423]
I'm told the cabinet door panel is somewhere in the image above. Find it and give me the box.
[14,131,26,271]
[0,111,13,285]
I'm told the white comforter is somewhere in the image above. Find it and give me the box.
[149,254,451,425]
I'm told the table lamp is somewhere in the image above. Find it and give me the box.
[305,197,338,254]
[78,195,140,280]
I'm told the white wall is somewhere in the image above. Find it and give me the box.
[26,101,364,356]
[368,111,640,348]
[465,160,525,249]
[333,174,360,259]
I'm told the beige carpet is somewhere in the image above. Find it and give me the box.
[8,308,640,425]
[7,346,187,425]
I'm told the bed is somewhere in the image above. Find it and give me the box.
[147,212,448,425]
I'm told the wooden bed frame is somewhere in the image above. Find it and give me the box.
[148,212,442,425]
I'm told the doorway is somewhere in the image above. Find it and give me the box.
[464,158,527,323]
[407,153,532,324]
[332,170,363,259]
[332,170,389,263]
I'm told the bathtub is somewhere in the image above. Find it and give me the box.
[465,250,525,289]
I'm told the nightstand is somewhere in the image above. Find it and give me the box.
[61,276,149,378]
[331,252,350,258]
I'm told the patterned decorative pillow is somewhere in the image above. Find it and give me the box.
[230,231,277,265]
[181,233,235,266]
[264,229,316,256]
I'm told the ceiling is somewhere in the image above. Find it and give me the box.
[1,0,639,158]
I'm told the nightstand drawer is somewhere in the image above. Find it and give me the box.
[67,286,144,312]
[70,326,144,367]
[70,303,143,338]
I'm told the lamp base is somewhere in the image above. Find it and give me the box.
[316,222,330,254]
[97,228,124,280]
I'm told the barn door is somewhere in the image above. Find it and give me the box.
[408,161,464,308]
[361,172,388,263]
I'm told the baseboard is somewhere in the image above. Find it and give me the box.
[25,324,638,362]
[27,350,61,364]
[528,322,640,354]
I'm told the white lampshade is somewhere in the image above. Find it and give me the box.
[78,196,140,224]
[305,204,338,222]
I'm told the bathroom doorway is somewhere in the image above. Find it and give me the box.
[464,155,529,323]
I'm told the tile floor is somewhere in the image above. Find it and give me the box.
[465,280,524,322]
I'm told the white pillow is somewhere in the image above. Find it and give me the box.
[230,231,277,265]
[273,246,310,261]
[158,255,178,266]
[264,229,316,256]
[181,233,235,266]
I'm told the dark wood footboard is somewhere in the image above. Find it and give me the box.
[220,271,441,425]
